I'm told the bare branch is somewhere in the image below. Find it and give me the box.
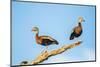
[20,41,82,65]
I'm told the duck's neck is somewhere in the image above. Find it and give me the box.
[35,32,39,40]
[78,22,82,27]
[35,33,40,44]
[36,33,39,37]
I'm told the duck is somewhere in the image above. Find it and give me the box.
[32,27,59,51]
[69,17,85,40]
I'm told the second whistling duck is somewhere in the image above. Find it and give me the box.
[70,17,85,40]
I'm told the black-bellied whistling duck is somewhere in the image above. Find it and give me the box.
[32,27,59,51]
[70,17,85,40]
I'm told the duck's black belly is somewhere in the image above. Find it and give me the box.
[41,39,53,46]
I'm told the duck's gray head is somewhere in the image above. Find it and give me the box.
[32,27,39,34]
[78,17,85,23]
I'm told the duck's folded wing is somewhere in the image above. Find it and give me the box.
[40,36,55,41]
[70,32,75,40]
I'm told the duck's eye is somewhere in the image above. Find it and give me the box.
[32,29,36,31]
[33,30,36,31]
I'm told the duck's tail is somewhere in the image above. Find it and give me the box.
[53,40,59,45]
[70,32,75,40]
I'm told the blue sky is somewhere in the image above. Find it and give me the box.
[12,1,96,65]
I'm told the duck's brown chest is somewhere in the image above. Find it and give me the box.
[35,36,42,44]
[74,26,82,34]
